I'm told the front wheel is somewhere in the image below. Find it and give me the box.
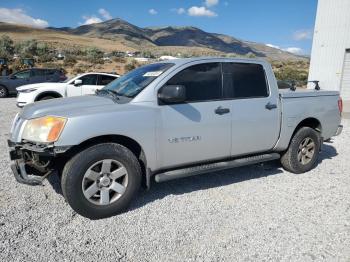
[0,86,8,98]
[280,127,321,174]
[61,143,141,219]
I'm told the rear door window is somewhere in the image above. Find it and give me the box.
[166,63,222,102]
[223,63,268,99]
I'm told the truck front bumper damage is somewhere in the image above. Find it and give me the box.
[8,140,71,186]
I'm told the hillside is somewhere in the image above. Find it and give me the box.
[47,18,305,61]
[0,22,134,52]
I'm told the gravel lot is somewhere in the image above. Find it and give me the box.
[0,97,349,261]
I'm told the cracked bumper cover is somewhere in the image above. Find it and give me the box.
[8,139,72,185]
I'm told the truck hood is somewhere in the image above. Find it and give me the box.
[16,82,66,91]
[20,95,116,119]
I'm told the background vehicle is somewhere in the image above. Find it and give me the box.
[8,58,342,219]
[0,68,66,98]
[16,72,119,107]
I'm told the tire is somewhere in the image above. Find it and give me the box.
[281,127,321,174]
[61,143,142,219]
[0,86,8,98]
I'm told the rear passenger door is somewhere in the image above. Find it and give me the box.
[30,69,47,83]
[222,62,280,156]
[157,62,232,169]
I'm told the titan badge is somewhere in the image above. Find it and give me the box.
[168,136,201,143]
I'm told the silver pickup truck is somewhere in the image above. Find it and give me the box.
[8,57,343,219]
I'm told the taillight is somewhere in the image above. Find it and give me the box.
[338,97,343,116]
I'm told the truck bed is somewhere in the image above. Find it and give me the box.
[274,88,341,151]
[279,88,339,98]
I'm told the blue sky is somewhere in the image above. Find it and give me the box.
[0,0,317,55]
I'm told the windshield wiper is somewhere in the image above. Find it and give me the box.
[95,89,120,100]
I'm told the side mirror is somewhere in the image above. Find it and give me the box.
[158,85,186,104]
[74,79,82,86]
[10,75,17,79]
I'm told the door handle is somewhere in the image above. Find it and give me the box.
[215,106,230,115]
[265,102,277,110]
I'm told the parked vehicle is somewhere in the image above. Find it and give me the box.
[0,68,66,98]
[8,58,343,219]
[16,72,119,107]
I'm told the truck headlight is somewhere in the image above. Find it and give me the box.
[22,116,67,143]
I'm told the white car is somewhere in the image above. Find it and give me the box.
[16,72,119,107]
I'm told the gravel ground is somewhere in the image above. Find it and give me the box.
[0,98,349,262]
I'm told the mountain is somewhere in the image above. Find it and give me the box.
[51,18,302,60]
[0,19,306,61]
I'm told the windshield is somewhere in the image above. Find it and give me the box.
[103,63,174,98]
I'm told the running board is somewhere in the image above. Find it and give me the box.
[154,153,280,183]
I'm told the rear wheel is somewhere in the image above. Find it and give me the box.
[61,143,141,219]
[0,86,8,98]
[281,127,321,173]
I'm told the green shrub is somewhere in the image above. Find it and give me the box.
[0,35,14,59]
[124,60,139,72]
[85,47,104,64]
[63,55,77,66]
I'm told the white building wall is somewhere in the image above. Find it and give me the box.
[308,0,350,99]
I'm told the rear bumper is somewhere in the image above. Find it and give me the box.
[335,125,343,136]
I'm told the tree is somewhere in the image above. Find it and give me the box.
[0,35,14,58]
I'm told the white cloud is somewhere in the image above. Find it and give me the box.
[266,44,280,49]
[0,8,48,28]
[205,0,219,7]
[188,6,217,17]
[171,7,186,15]
[81,15,103,25]
[98,8,112,20]
[284,47,303,54]
[293,29,312,41]
[266,44,304,55]
[149,9,158,15]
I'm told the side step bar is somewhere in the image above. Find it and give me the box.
[155,153,280,183]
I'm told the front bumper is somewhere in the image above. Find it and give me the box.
[8,140,71,185]
[11,159,50,185]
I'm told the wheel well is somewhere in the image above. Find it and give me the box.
[294,118,322,135]
[35,91,62,101]
[64,135,146,177]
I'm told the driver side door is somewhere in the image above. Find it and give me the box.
[157,62,232,169]
[11,70,31,88]
[66,74,98,97]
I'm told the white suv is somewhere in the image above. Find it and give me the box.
[16,72,119,107]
